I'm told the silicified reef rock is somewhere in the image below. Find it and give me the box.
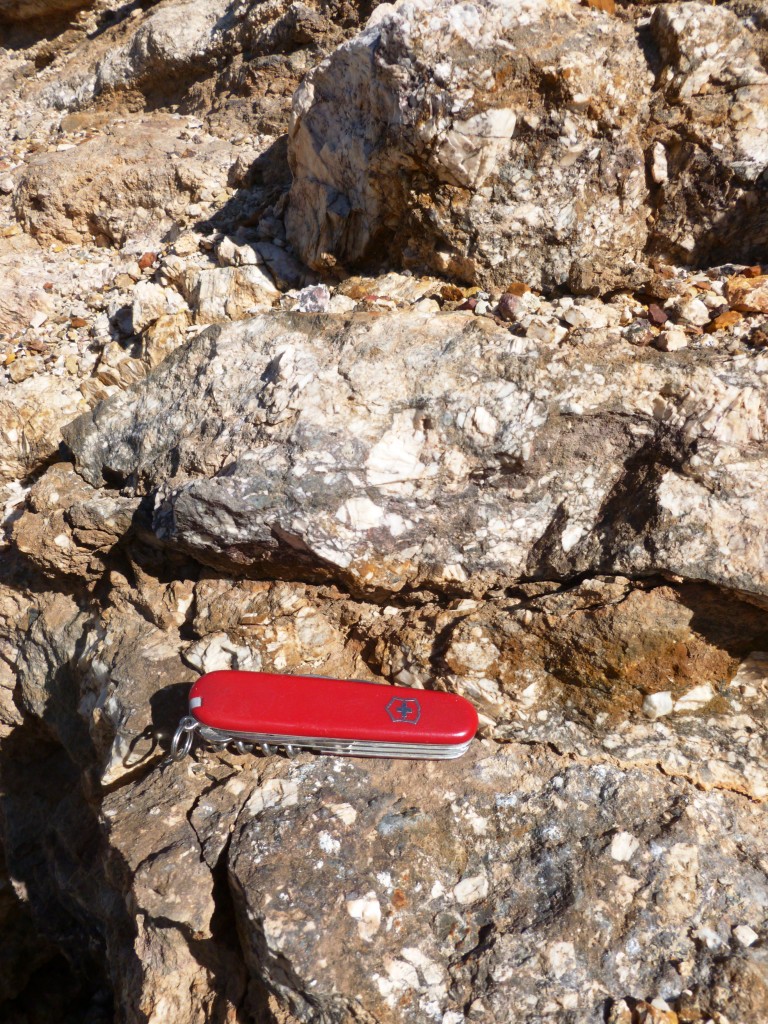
[63,311,768,603]
[226,743,768,1024]
[285,0,653,293]
[283,0,768,292]
[647,2,768,267]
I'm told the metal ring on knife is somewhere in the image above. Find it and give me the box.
[170,716,200,761]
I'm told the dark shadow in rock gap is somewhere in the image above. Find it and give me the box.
[0,722,118,1023]
[1,10,88,49]
[646,143,768,270]
[192,134,320,292]
[86,0,164,42]
[148,681,191,755]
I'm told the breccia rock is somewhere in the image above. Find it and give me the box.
[228,743,768,1024]
[647,2,768,267]
[284,0,768,292]
[285,0,654,293]
[3,0,768,1018]
[11,463,139,582]
[0,375,86,486]
[63,312,768,603]
[36,0,357,127]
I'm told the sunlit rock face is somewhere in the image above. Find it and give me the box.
[286,0,654,294]
[63,311,768,603]
[285,0,768,292]
[2,0,768,1020]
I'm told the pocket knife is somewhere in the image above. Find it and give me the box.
[171,670,478,761]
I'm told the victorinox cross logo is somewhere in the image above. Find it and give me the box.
[386,696,421,725]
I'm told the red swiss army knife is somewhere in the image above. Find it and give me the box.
[170,671,478,761]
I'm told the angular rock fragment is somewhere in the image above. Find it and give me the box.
[726,273,768,314]
[0,376,85,485]
[285,0,653,293]
[181,264,279,323]
[12,463,138,582]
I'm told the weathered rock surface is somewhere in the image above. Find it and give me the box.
[2,0,768,1021]
[647,2,768,267]
[63,312,768,603]
[228,743,768,1024]
[14,115,243,247]
[0,374,86,484]
[284,0,768,291]
[286,0,654,292]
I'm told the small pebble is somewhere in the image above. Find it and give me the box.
[654,328,688,352]
[624,319,653,346]
[705,310,742,333]
[295,284,331,313]
[562,305,609,330]
[676,296,711,326]
[647,303,668,326]
[496,292,521,321]
[412,297,440,313]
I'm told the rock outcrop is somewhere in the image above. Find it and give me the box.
[1,0,767,1021]
[284,0,768,291]
[63,311,768,604]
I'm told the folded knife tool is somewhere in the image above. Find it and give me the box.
[170,670,478,761]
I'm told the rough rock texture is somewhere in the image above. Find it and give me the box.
[14,116,243,247]
[228,744,768,1024]
[286,0,654,292]
[63,312,768,604]
[647,2,768,267]
[284,0,768,291]
[0,375,86,483]
[2,0,768,1021]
